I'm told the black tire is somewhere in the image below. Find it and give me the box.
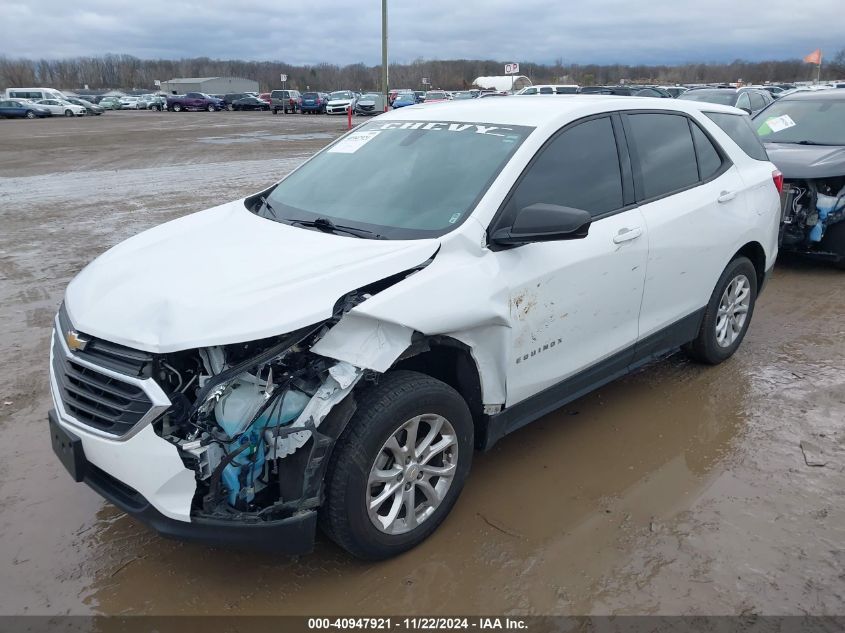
[684,256,758,365]
[172,103,182,112]
[321,371,473,560]
[819,221,845,269]
[64,109,74,117]
[25,110,36,119]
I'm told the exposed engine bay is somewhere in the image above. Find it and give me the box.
[150,324,364,520]
[781,176,845,255]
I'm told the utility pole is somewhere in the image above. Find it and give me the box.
[381,0,388,111]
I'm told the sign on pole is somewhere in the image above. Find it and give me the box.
[504,63,520,75]
[421,77,429,85]
[280,74,288,85]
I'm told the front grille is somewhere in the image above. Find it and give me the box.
[51,319,156,437]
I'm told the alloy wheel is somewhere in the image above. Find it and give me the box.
[366,414,458,535]
[715,274,751,347]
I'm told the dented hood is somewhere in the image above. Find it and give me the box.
[763,142,845,179]
[65,201,439,353]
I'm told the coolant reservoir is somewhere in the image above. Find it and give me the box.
[215,382,311,437]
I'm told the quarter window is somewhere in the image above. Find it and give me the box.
[504,116,624,220]
[705,112,769,161]
[690,122,723,180]
[626,113,699,200]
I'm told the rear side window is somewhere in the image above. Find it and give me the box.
[626,113,699,200]
[749,92,766,111]
[505,116,623,219]
[705,112,769,161]
[690,122,723,180]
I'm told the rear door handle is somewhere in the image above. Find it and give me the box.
[717,190,737,203]
[613,227,643,244]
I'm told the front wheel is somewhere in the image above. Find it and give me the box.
[321,371,473,560]
[684,256,758,364]
[207,104,216,112]
[172,104,182,112]
[64,109,74,117]
[25,111,36,119]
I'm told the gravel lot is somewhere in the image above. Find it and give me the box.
[0,110,843,616]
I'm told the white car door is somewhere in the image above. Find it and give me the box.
[491,114,648,405]
[622,111,749,342]
[38,100,62,115]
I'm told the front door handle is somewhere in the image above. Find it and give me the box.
[717,190,737,203]
[613,227,643,244]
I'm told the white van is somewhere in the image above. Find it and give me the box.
[517,84,580,95]
[5,87,66,101]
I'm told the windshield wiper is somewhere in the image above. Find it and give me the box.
[283,217,385,239]
[777,140,840,146]
[256,195,279,219]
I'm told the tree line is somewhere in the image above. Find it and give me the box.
[1,51,843,92]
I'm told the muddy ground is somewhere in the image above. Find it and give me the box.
[0,111,843,616]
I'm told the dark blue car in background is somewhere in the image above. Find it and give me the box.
[391,92,417,108]
[0,99,50,119]
[300,92,327,114]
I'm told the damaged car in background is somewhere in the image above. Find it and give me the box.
[753,90,845,267]
[50,96,780,559]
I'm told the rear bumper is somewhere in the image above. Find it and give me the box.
[49,409,318,553]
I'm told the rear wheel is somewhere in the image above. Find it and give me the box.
[64,109,73,117]
[172,103,182,112]
[207,104,215,112]
[25,111,36,119]
[321,371,473,560]
[684,256,757,364]
[819,221,845,269]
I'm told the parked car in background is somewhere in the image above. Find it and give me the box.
[36,99,86,116]
[0,99,51,118]
[167,93,223,112]
[660,86,689,98]
[48,97,780,560]
[145,96,167,111]
[119,96,141,110]
[479,92,508,98]
[231,95,271,111]
[258,93,272,104]
[326,90,357,115]
[414,91,426,103]
[98,97,123,110]
[752,90,845,266]
[354,92,385,115]
[452,91,475,100]
[679,87,774,115]
[4,87,66,101]
[271,89,301,114]
[517,85,579,95]
[300,92,327,114]
[423,90,449,104]
[64,97,104,115]
[391,92,417,108]
[220,93,251,110]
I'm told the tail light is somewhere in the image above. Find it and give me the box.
[772,170,784,194]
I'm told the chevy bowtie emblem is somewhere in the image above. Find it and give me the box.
[66,330,89,352]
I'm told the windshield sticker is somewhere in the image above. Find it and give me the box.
[758,114,796,135]
[328,130,381,154]
[376,122,513,137]
[449,212,462,224]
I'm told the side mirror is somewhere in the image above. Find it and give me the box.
[491,203,592,247]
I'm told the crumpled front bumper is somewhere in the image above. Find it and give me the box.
[49,409,318,553]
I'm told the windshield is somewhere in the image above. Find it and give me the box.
[754,98,845,145]
[396,93,415,100]
[330,91,353,100]
[678,90,737,105]
[426,92,446,100]
[258,120,533,239]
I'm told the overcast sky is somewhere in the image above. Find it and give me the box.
[1,0,841,65]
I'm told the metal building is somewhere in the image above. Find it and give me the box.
[159,77,259,95]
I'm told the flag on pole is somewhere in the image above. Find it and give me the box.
[803,49,822,64]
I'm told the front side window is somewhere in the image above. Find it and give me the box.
[502,116,623,221]
[260,120,533,239]
[706,112,770,160]
[626,113,699,200]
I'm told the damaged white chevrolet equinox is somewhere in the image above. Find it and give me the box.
[50,97,781,559]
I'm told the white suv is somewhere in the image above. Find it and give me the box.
[49,96,781,559]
